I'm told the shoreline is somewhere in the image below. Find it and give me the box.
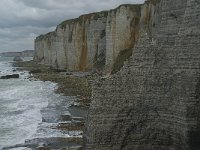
[9,60,95,150]
[13,60,93,108]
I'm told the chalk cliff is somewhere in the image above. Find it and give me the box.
[34,5,141,73]
[84,0,200,149]
[34,0,200,149]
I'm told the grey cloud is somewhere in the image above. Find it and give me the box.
[20,0,76,10]
[0,0,145,52]
[0,26,55,51]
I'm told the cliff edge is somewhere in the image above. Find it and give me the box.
[84,0,200,149]
[34,4,141,73]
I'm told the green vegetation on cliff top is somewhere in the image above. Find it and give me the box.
[59,4,142,28]
[59,11,108,28]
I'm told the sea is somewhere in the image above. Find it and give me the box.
[0,56,73,149]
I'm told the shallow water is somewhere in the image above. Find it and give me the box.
[0,57,74,149]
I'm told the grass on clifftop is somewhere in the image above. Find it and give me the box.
[59,11,108,29]
[111,48,133,74]
[58,4,142,29]
[59,18,80,28]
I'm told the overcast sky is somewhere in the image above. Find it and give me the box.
[0,0,145,52]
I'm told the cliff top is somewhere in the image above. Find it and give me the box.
[145,0,161,5]
[59,10,108,28]
[58,4,142,29]
[35,31,55,41]
[35,0,160,41]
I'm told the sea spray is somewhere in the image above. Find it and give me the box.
[0,57,62,149]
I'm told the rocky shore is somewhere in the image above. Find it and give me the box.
[6,60,94,150]
[14,60,93,107]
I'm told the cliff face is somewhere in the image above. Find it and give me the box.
[85,0,200,149]
[34,5,141,72]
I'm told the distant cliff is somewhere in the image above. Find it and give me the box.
[0,50,34,57]
[84,0,200,149]
[34,4,141,73]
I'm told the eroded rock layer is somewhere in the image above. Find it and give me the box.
[34,5,141,73]
[85,0,200,149]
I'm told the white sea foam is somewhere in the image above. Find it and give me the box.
[0,58,65,149]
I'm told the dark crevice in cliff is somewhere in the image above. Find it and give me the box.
[111,49,133,74]
[68,31,73,43]
[93,52,106,72]
[79,28,88,71]
[100,29,106,38]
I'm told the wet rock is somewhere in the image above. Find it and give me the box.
[37,143,50,150]
[13,56,23,61]
[52,122,84,131]
[60,114,72,122]
[66,72,73,75]
[20,72,25,75]
[71,117,84,123]
[29,69,42,74]
[0,74,19,79]
[3,137,82,150]
[24,137,82,149]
